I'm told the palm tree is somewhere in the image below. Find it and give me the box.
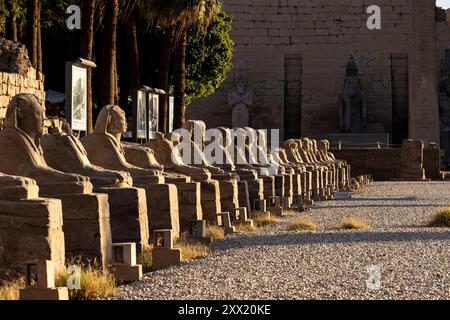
[118,0,140,111]
[172,0,221,129]
[25,0,40,75]
[101,0,119,107]
[81,0,97,133]
[6,0,18,42]
[139,0,222,130]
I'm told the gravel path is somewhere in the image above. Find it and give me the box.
[110,182,450,300]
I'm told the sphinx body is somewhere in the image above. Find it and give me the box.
[0,94,112,269]
[81,105,180,237]
[41,129,150,252]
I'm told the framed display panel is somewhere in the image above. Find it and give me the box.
[168,96,174,133]
[132,89,148,141]
[65,62,87,131]
[148,93,159,140]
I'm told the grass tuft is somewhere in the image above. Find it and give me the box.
[288,218,317,231]
[340,218,370,230]
[206,225,225,241]
[139,245,154,274]
[428,208,450,228]
[55,260,117,300]
[175,241,209,262]
[0,277,24,300]
[235,223,258,233]
[253,214,280,228]
[282,210,298,217]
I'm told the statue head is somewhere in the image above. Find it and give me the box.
[233,72,248,95]
[5,93,44,140]
[94,105,127,135]
[300,138,309,152]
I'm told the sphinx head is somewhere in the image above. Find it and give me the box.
[317,140,327,152]
[5,93,44,140]
[94,105,127,135]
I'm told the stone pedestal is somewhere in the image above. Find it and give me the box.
[237,181,251,215]
[274,175,284,197]
[0,198,65,276]
[55,193,112,271]
[216,179,239,217]
[197,179,221,225]
[170,181,202,233]
[97,187,149,254]
[138,183,180,239]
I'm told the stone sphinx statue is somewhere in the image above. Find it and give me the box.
[0,93,112,269]
[228,71,253,128]
[339,55,367,133]
[41,125,132,189]
[0,94,91,195]
[439,47,450,168]
[81,105,162,184]
[81,105,180,238]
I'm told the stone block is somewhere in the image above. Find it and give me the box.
[112,243,137,266]
[20,287,69,301]
[98,187,149,253]
[152,248,182,270]
[0,198,65,275]
[56,193,112,270]
[199,180,221,225]
[144,183,180,239]
[110,264,142,283]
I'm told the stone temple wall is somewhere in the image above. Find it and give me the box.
[187,0,444,144]
[0,38,45,123]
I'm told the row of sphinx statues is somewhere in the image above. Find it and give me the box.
[0,93,367,276]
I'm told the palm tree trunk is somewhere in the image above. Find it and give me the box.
[173,29,187,130]
[6,0,18,42]
[119,13,140,111]
[37,0,42,79]
[158,25,175,133]
[101,0,119,107]
[81,0,96,133]
[25,0,39,70]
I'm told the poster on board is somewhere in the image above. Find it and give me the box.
[148,93,159,140]
[65,63,87,131]
[133,89,147,140]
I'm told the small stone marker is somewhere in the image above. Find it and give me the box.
[110,243,143,282]
[233,207,254,228]
[188,220,213,245]
[268,196,283,216]
[20,260,69,300]
[220,212,236,235]
[151,230,182,270]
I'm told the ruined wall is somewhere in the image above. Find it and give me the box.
[333,148,442,180]
[188,0,440,144]
[0,38,45,123]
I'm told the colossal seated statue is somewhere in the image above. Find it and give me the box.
[81,105,180,237]
[41,128,150,253]
[0,173,65,278]
[0,94,111,269]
